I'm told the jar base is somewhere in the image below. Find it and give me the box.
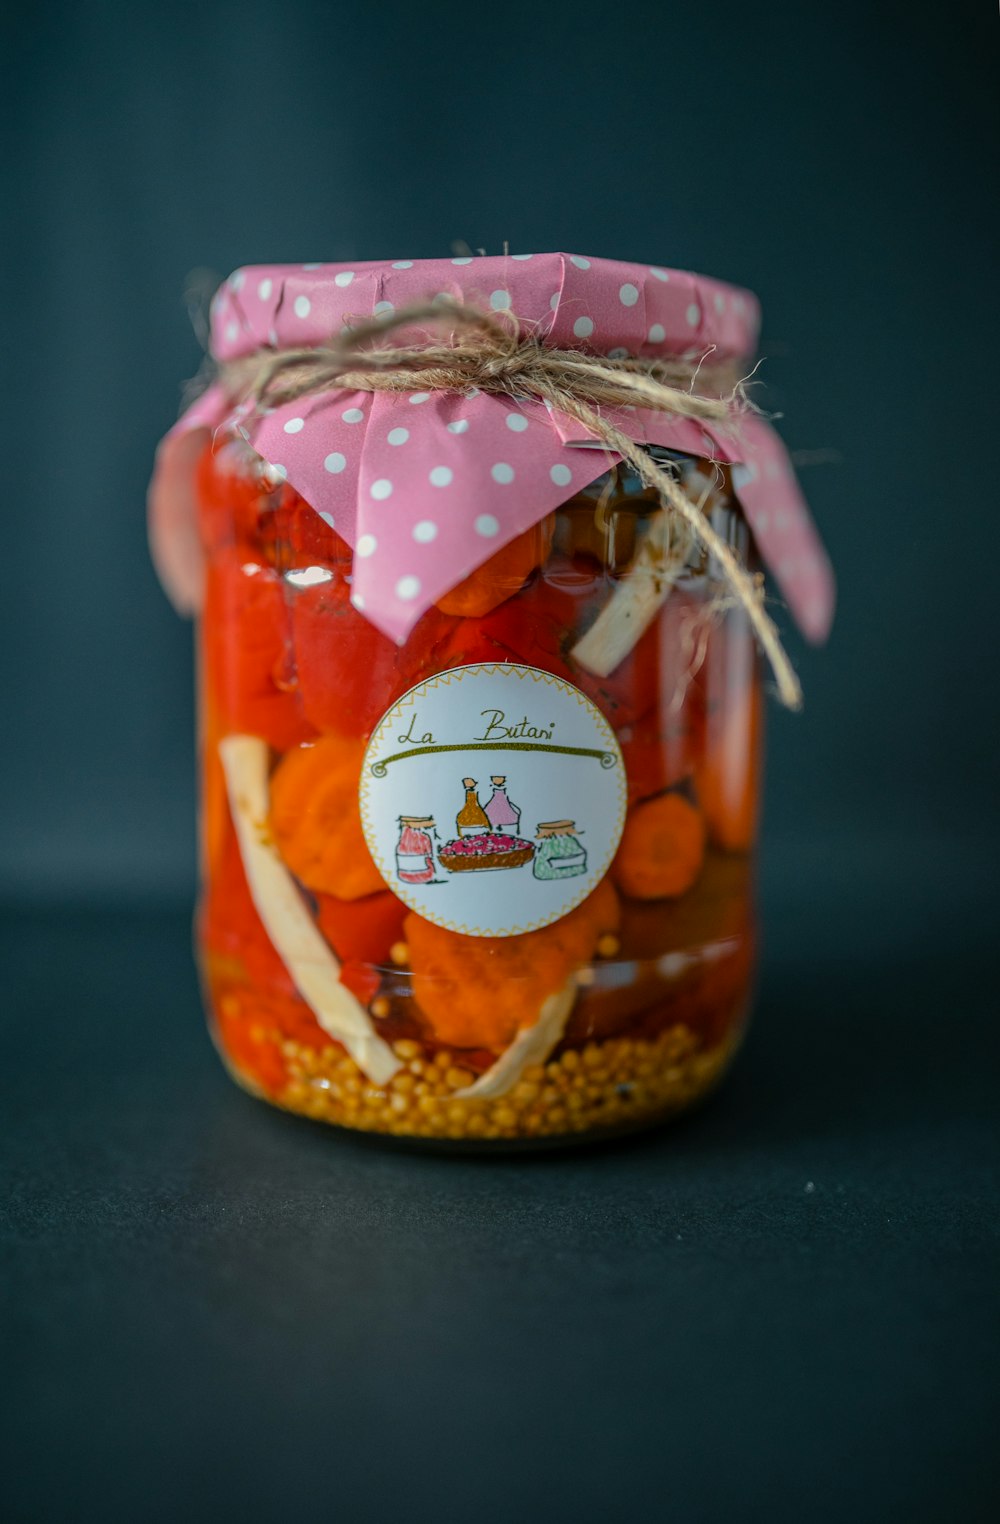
[213,1018,745,1153]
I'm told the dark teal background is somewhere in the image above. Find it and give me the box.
[2,4,998,1522]
[2,0,998,899]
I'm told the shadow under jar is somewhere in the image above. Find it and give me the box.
[196,437,763,1148]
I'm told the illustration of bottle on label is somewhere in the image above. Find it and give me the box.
[533,820,588,880]
[485,776,521,835]
[455,778,491,836]
[395,816,439,885]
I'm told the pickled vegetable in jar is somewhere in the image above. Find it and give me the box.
[149,253,834,1149]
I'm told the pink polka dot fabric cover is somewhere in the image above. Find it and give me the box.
[164,253,834,645]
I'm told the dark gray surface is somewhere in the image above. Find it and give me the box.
[3,836,998,1523]
[3,1,998,1516]
[2,0,999,897]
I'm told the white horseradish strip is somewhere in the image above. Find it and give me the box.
[571,510,695,678]
[572,459,725,678]
[452,976,578,1100]
[218,734,402,1086]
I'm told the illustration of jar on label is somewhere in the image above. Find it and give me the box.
[485,775,521,835]
[533,819,588,880]
[395,816,437,884]
[456,777,491,836]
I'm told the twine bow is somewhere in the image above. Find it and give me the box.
[219,298,801,709]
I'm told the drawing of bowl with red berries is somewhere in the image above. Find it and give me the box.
[437,833,535,873]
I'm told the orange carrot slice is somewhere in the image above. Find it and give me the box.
[269,737,384,899]
[612,792,706,900]
[405,877,619,1049]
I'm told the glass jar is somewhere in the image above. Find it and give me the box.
[395,816,436,885]
[194,436,762,1147]
[534,821,588,880]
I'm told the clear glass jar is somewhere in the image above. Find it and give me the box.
[196,436,762,1147]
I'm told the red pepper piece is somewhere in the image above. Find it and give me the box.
[693,624,763,854]
[273,490,354,569]
[618,711,696,803]
[195,439,268,555]
[200,830,297,997]
[202,551,316,752]
[291,577,450,738]
[315,890,408,966]
[337,961,381,1007]
[617,589,709,800]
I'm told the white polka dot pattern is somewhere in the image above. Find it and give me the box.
[157,255,830,648]
[208,254,760,370]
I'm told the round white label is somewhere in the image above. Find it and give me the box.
[359,663,626,937]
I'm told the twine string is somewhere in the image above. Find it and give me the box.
[219,298,801,709]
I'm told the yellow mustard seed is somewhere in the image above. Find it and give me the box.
[226,1011,738,1146]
